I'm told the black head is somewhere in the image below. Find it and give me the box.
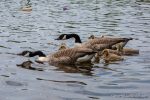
[55,34,68,40]
[17,50,46,57]
[17,50,32,56]
[29,51,46,57]
[55,33,82,43]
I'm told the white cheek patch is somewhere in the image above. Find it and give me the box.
[62,35,66,40]
[37,57,49,62]
[24,52,30,57]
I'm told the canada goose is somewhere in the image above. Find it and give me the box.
[55,34,131,50]
[58,43,68,51]
[55,34,131,64]
[101,49,124,63]
[35,47,97,65]
[17,50,46,57]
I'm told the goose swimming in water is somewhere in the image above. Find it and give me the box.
[88,34,133,49]
[18,48,97,65]
[58,43,68,51]
[101,49,124,63]
[55,34,131,51]
[55,34,130,63]
[18,42,118,65]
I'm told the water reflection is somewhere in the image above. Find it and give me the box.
[17,60,44,71]
[36,77,87,85]
[54,63,94,76]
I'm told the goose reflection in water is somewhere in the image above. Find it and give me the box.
[54,63,94,76]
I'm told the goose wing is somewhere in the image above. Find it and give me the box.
[85,37,129,46]
[49,48,96,65]
[50,56,73,64]
[96,37,132,48]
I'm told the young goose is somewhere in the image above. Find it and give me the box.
[101,49,124,63]
[58,43,68,51]
[17,50,46,57]
[88,34,104,39]
[121,48,139,56]
[88,35,95,39]
[92,52,101,63]
[34,47,97,65]
[116,44,139,56]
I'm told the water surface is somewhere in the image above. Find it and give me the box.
[0,0,150,100]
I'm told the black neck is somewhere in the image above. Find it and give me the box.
[29,51,46,57]
[68,34,82,43]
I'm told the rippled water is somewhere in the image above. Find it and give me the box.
[0,0,150,100]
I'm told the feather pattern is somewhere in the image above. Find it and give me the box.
[36,47,96,65]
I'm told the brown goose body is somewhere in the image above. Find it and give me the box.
[56,34,131,51]
[88,35,132,49]
[82,38,128,52]
[85,37,128,45]
[37,47,96,65]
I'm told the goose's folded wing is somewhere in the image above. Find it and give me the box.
[91,44,108,51]
[91,43,117,51]
[52,56,72,63]
[87,37,130,45]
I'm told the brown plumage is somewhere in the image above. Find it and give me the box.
[56,34,132,51]
[88,35,132,49]
[36,47,96,65]
[121,48,139,56]
[58,43,67,51]
[104,49,122,56]
[101,49,124,63]
[116,44,139,56]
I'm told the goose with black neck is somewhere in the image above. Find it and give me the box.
[18,48,97,65]
[55,33,133,50]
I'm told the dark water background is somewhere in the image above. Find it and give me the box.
[0,0,150,100]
